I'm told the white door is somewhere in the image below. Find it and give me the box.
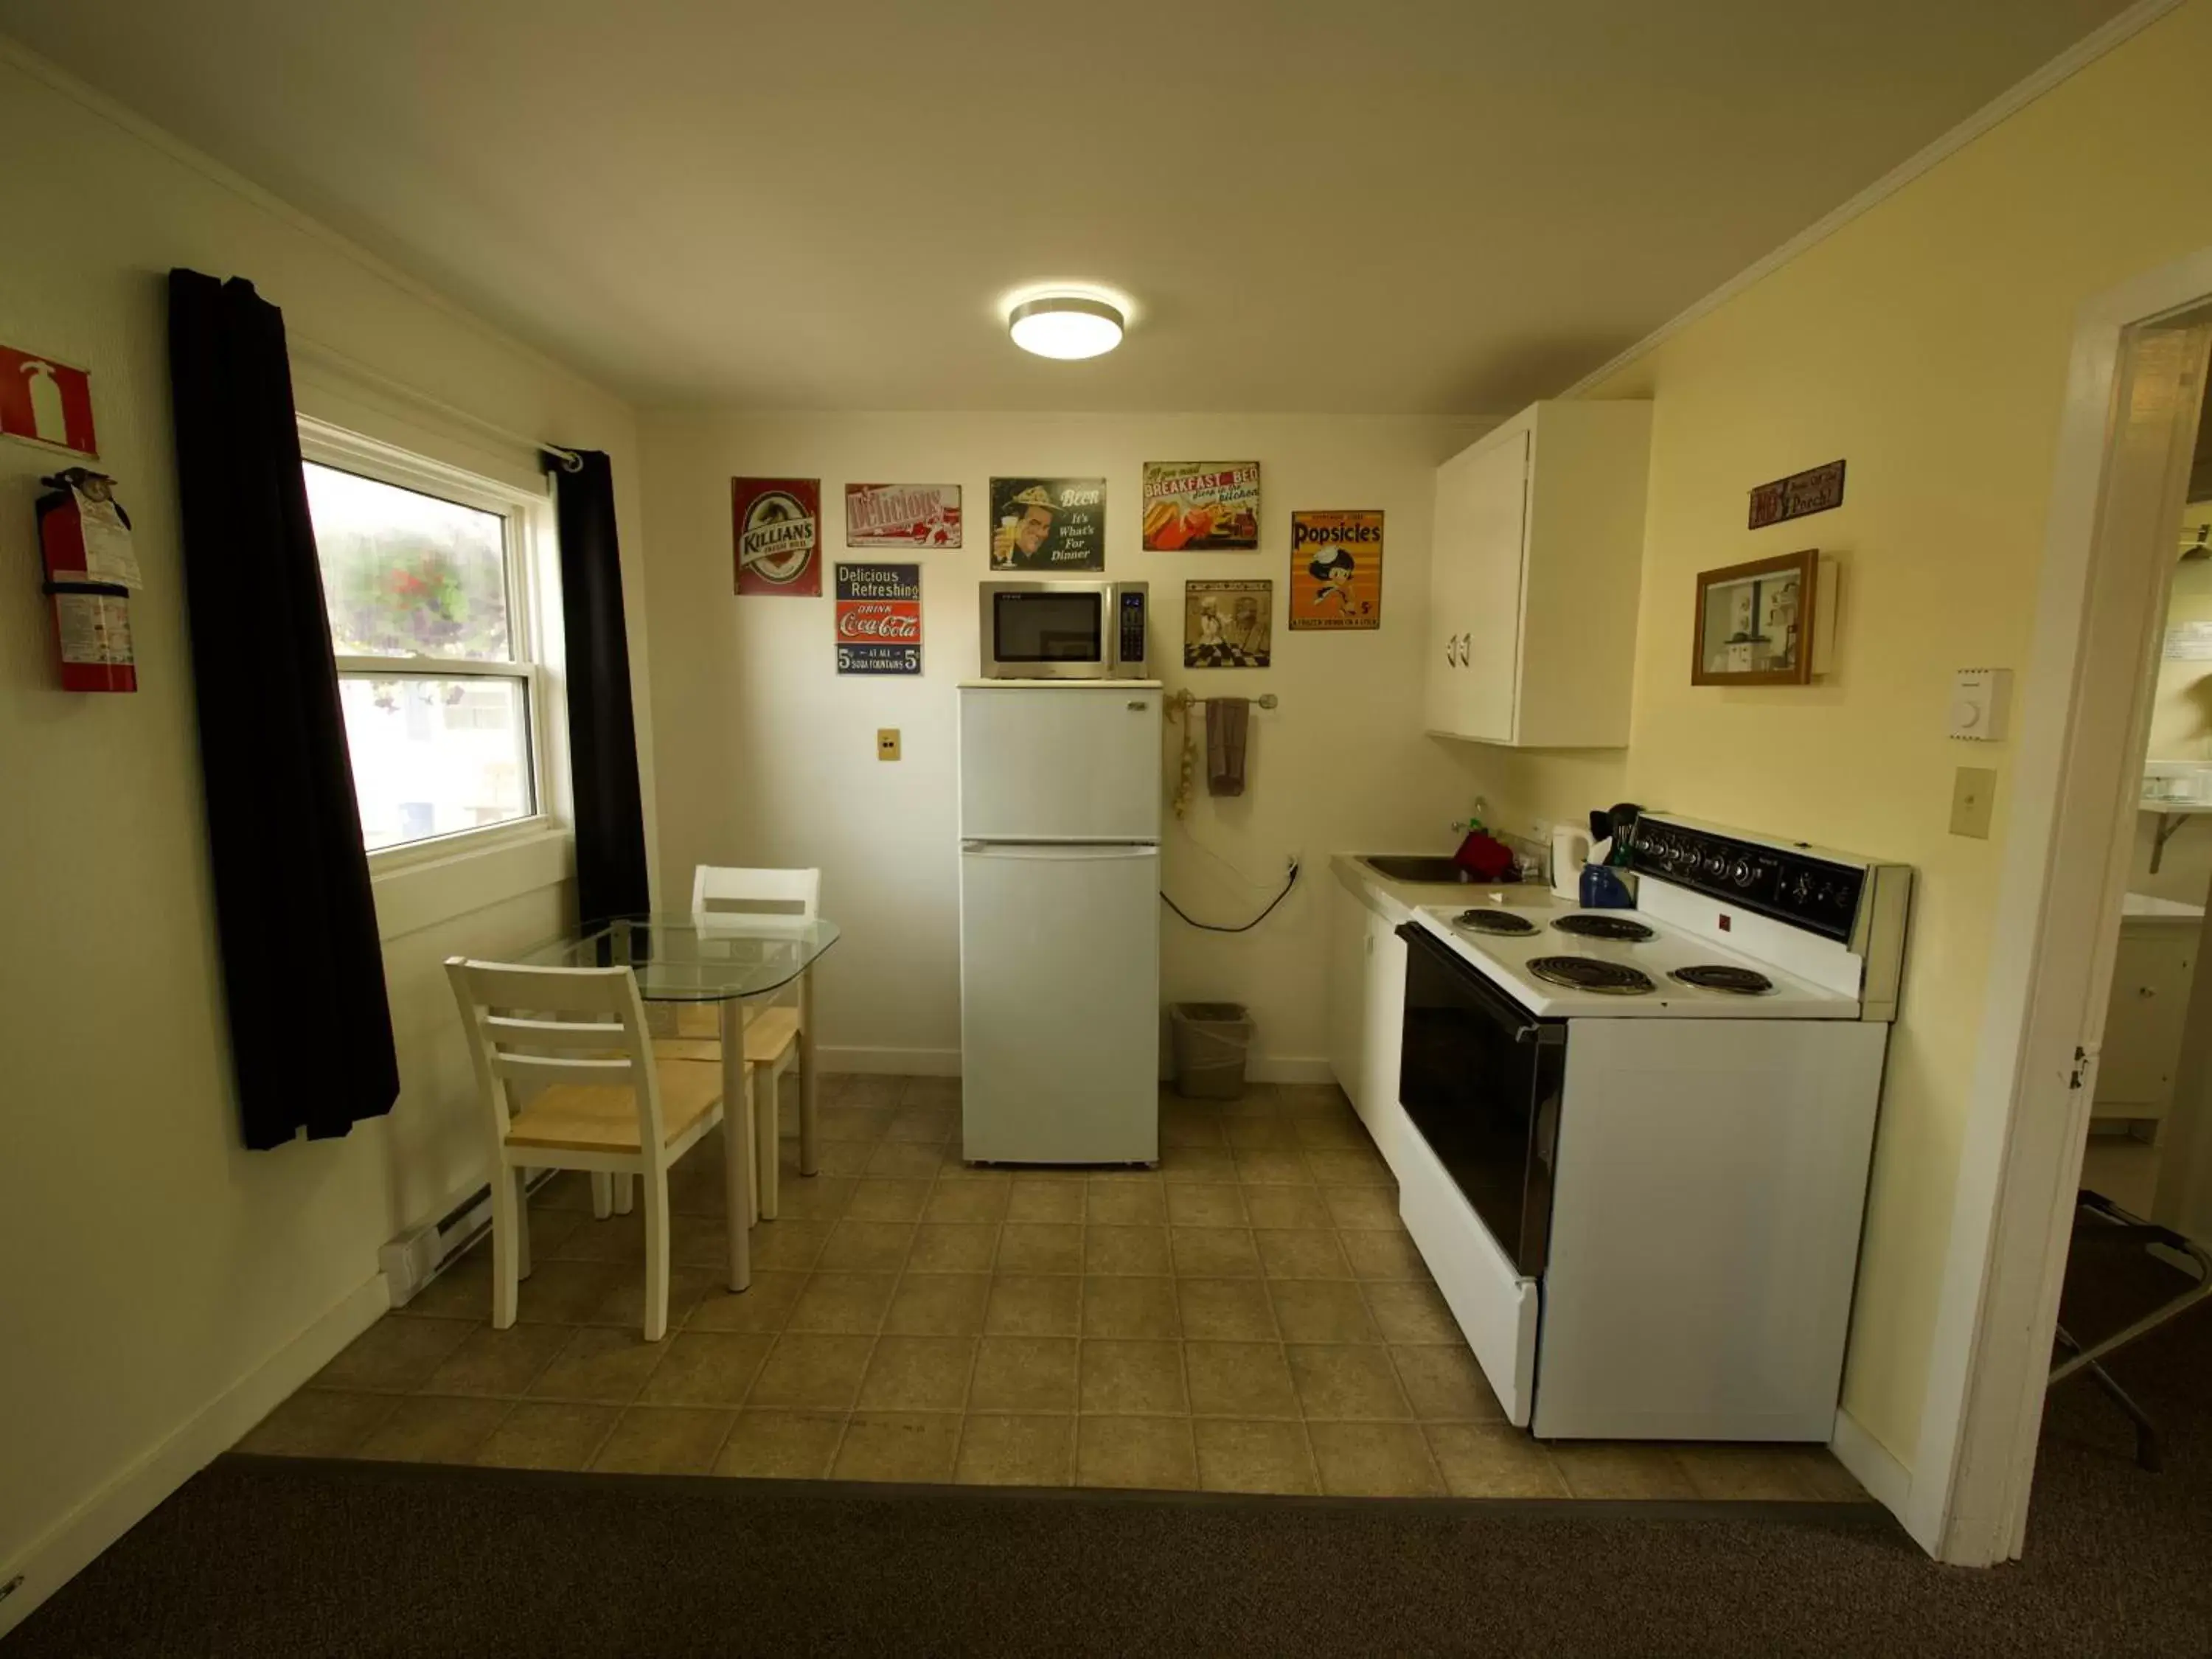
[959,842,1161,1164]
[1435,429,1528,742]
[959,686,1162,842]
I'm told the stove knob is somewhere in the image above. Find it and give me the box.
[1705,852,1728,877]
[1731,859,1754,888]
[1790,874,1813,903]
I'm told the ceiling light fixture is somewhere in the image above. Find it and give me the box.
[1008,295,1125,361]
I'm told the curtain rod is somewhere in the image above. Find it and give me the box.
[287,333,584,471]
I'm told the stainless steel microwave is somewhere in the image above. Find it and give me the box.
[978,580,1150,680]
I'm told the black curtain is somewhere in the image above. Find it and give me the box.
[544,450,650,927]
[167,270,398,1149]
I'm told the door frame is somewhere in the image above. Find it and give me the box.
[1907,245,2212,1566]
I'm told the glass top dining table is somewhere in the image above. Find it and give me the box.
[518,911,840,1001]
[517,911,839,1292]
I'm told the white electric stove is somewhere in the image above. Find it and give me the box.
[1391,813,1913,1442]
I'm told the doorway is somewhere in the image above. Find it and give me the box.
[1911,256,2212,1567]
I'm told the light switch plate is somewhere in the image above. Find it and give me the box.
[877,728,901,761]
[1950,766,1997,838]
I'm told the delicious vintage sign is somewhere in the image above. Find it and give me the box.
[1287,509,1383,630]
[733,477,822,596]
[845,482,962,549]
[1747,459,1846,530]
[1142,462,1260,550]
[834,563,922,675]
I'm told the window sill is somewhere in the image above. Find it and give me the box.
[369,821,574,942]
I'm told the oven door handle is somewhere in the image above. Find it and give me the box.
[1397,922,1566,1047]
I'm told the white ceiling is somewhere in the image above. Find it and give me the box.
[1,0,2132,414]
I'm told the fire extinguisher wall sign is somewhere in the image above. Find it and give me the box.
[0,344,99,457]
[37,470,140,692]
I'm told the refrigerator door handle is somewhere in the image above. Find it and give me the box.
[962,841,1159,860]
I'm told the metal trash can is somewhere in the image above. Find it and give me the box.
[1170,1002,1254,1100]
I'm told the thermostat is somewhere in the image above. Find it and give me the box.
[1949,668,2011,742]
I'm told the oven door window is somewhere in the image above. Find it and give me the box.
[993,591,1103,663]
[1397,926,1565,1277]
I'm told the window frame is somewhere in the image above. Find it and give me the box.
[299,417,560,867]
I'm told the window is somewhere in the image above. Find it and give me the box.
[301,429,550,854]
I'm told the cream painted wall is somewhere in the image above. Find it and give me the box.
[639,412,1492,1075]
[1452,0,2212,1467]
[0,47,653,1610]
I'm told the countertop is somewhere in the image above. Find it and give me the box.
[1331,852,1553,925]
[2122,891,2206,925]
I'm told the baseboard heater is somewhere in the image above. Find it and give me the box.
[380,1169,561,1307]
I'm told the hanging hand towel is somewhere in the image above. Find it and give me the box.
[1206,696,1250,796]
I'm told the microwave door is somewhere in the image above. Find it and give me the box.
[987,589,1104,679]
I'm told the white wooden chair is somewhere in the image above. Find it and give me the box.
[661,865,820,1221]
[445,956,743,1341]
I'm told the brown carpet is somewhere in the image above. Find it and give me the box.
[10,1253,2209,1657]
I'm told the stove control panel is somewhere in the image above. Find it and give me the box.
[1627,821,1865,942]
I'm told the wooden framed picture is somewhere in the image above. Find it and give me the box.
[1692,549,1818,686]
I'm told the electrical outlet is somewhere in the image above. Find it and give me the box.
[877,728,901,762]
[1950,766,1997,839]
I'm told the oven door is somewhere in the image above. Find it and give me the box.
[980,584,1108,679]
[1394,922,1565,1277]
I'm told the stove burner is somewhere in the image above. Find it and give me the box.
[1455,908,1537,936]
[1669,964,1775,995]
[1551,914,1655,943]
[1527,956,1655,995]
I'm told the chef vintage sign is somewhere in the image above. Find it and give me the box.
[834,563,922,675]
[732,477,822,596]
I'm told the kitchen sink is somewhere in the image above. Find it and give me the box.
[1359,855,1478,884]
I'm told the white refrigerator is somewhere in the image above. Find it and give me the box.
[958,681,1162,1164]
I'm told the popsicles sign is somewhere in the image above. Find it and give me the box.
[0,344,98,458]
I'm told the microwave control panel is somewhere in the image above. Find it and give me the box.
[1119,588,1147,668]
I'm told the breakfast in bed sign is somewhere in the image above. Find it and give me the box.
[1142,462,1259,550]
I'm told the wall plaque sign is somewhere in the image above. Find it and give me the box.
[1747,459,1845,529]
[834,563,921,674]
[845,482,961,549]
[734,477,822,595]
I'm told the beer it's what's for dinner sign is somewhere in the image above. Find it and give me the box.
[733,477,822,596]
[835,563,922,675]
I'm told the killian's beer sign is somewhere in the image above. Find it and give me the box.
[835,563,922,675]
[733,476,822,597]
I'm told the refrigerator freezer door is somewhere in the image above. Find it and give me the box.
[959,843,1161,1164]
[959,685,1163,843]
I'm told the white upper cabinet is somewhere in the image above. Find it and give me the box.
[1425,401,1652,748]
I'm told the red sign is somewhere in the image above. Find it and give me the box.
[0,345,98,457]
[732,476,821,596]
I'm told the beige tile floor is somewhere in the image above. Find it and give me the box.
[243,1075,1867,1501]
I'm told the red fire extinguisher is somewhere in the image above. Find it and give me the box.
[35,468,137,693]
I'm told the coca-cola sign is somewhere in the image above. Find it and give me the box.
[834,563,922,675]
